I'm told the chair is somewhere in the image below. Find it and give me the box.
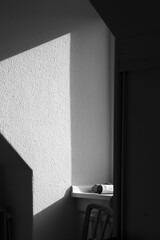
[81,203,114,240]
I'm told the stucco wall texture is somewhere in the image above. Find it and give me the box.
[0,0,114,217]
[0,34,71,214]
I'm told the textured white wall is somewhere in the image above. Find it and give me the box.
[0,0,115,218]
[0,34,71,214]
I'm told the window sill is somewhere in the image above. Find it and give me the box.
[71,185,113,200]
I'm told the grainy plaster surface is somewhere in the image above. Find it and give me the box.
[0,34,71,214]
[0,0,114,216]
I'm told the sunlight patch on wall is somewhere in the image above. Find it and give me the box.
[0,33,71,214]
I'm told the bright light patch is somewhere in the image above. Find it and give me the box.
[0,33,71,214]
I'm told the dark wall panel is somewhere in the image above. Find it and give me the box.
[123,68,160,239]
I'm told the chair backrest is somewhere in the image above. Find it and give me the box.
[81,203,114,240]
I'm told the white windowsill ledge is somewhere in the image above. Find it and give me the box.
[71,185,113,200]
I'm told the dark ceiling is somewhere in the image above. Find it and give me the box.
[89,0,160,38]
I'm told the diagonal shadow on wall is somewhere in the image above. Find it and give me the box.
[0,0,94,62]
[33,188,77,240]
[0,1,102,240]
[0,133,33,240]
